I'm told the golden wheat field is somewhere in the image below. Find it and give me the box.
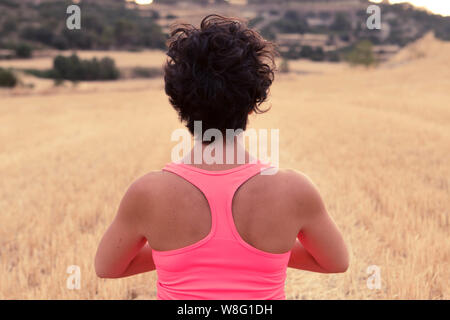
[0,34,448,300]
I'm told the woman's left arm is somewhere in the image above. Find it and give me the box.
[95,180,156,278]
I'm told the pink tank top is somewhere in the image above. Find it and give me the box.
[152,160,292,300]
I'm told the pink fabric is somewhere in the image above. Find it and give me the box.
[152,160,292,300]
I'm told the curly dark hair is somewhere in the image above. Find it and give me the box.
[164,14,278,137]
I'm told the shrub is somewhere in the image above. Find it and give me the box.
[21,26,54,46]
[311,47,325,62]
[273,10,309,34]
[248,16,264,28]
[279,59,289,73]
[300,45,314,59]
[269,9,279,16]
[24,54,120,81]
[280,45,298,60]
[52,36,69,50]
[2,18,17,34]
[166,13,178,20]
[331,13,352,33]
[23,68,61,79]
[345,40,377,67]
[53,54,120,81]
[132,67,163,78]
[0,68,17,87]
[326,51,341,62]
[260,25,277,41]
[0,0,19,8]
[15,43,33,59]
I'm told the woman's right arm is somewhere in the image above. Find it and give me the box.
[287,171,349,273]
[288,238,330,272]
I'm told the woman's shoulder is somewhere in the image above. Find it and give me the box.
[259,167,316,188]
[119,170,178,219]
[126,169,172,195]
[259,168,324,210]
[126,167,322,207]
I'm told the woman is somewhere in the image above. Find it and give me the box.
[95,14,349,300]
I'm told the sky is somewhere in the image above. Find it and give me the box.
[131,0,450,17]
[134,0,153,4]
[370,0,450,16]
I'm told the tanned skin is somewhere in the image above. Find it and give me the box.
[95,140,349,279]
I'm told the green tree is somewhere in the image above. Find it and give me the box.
[2,18,17,35]
[0,68,17,87]
[311,47,325,62]
[300,45,314,59]
[331,13,352,33]
[273,10,309,34]
[52,54,120,81]
[15,43,33,59]
[345,40,376,67]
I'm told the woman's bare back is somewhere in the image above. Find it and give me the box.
[95,162,349,279]
[137,168,311,254]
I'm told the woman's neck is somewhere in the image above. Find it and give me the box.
[181,135,256,169]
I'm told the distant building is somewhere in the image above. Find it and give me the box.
[277,33,329,47]
[306,17,333,28]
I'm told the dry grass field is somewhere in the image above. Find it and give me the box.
[0,34,448,299]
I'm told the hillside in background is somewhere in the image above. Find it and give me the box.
[387,32,449,66]
[0,0,449,63]
[0,0,166,51]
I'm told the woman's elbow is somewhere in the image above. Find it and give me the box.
[327,255,350,273]
[95,264,111,278]
[94,257,121,279]
[95,270,109,279]
[95,267,122,279]
[330,244,350,273]
[333,261,349,273]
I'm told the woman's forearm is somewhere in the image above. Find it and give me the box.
[115,243,156,278]
[288,239,331,273]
